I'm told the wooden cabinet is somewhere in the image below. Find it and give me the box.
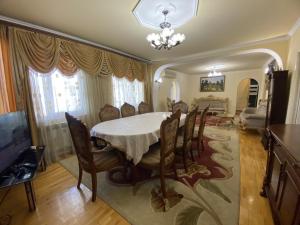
[261,125,300,225]
[261,70,289,149]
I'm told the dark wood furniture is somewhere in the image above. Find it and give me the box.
[193,106,209,156]
[261,124,300,225]
[176,108,198,172]
[65,112,123,202]
[99,104,120,122]
[138,110,181,211]
[138,101,152,114]
[0,147,46,211]
[262,70,289,149]
[120,102,136,117]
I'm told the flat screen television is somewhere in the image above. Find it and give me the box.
[0,111,32,174]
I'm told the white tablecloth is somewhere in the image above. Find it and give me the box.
[90,112,186,164]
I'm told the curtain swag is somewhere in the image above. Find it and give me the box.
[5,25,153,146]
[10,27,148,81]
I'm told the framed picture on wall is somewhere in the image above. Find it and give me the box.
[200,75,225,92]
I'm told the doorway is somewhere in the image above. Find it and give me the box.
[236,78,259,114]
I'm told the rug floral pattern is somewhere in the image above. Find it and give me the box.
[60,125,240,225]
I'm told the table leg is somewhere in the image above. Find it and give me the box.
[24,181,36,211]
[40,156,47,172]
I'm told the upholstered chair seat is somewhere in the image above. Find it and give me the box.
[175,108,198,172]
[92,149,121,171]
[137,110,181,211]
[139,143,175,168]
[193,106,209,156]
[65,112,123,202]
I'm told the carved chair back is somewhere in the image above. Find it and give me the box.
[198,106,209,144]
[99,104,120,122]
[160,110,181,167]
[121,103,136,117]
[183,107,198,153]
[65,112,94,171]
[172,100,189,114]
[138,101,152,114]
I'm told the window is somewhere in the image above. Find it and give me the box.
[29,68,88,124]
[112,76,144,108]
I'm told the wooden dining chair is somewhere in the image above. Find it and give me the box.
[194,106,209,156]
[138,110,181,211]
[65,112,122,202]
[176,107,198,172]
[172,100,189,114]
[99,104,120,122]
[138,101,152,114]
[121,102,136,117]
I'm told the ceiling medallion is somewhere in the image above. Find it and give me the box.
[146,9,185,50]
[133,0,199,50]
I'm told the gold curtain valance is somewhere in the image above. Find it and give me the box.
[9,27,147,81]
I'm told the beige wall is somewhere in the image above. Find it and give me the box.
[184,69,265,114]
[236,79,251,111]
[156,70,189,112]
[286,27,300,123]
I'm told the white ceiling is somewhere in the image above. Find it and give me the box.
[0,0,299,61]
[170,53,272,74]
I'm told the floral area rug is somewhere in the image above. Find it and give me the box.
[60,126,240,225]
[197,115,236,129]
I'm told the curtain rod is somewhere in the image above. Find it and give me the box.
[0,15,151,64]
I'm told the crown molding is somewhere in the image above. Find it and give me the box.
[154,34,290,64]
[288,17,300,37]
[0,15,151,63]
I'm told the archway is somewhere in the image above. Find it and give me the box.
[152,48,282,111]
[236,78,259,114]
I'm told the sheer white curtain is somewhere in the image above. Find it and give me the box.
[29,68,90,163]
[29,69,144,164]
[112,76,144,108]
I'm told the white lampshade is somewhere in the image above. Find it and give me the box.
[146,33,160,42]
[161,28,174,39]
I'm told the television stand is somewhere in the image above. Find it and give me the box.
[0,147,46,211]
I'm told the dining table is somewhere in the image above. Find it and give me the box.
[90,112,186,165]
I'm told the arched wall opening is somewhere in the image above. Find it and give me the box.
[152,48,283,111]
[236,78,259,114]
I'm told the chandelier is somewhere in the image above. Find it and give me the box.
[146,9,185,50]
[208,70,223,77]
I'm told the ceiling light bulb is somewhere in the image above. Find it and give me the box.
[161,28,174,38]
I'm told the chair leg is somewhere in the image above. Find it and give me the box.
[201,139,205,152]
[173,164,178,180]
[91,172,97,202]
[131,165,138,185]
[77,165,83,189]
[183,151,188,173]
[159,170,167,212]
[190,148,195,161]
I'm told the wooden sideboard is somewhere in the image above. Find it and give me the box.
[261,124,300,225]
